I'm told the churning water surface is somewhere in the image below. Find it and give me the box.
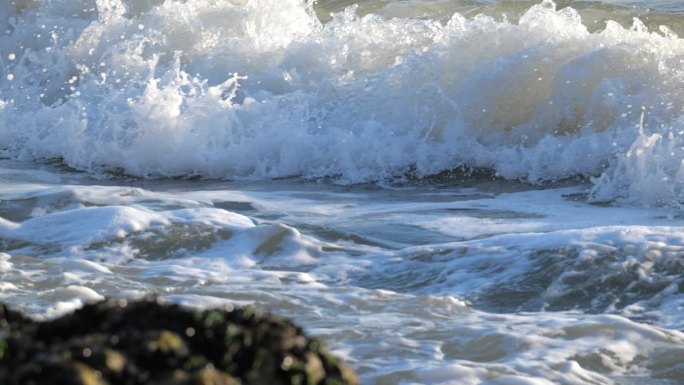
[1,1,684,384]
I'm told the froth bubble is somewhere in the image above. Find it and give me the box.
[6,74,13,81]
[7,53,15,60]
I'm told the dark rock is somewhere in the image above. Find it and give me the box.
[0,297,359,385]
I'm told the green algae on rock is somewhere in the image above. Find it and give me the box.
[0,297,359,385]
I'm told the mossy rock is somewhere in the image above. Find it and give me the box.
[0,297,359,385]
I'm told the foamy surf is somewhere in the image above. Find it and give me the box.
[2,1,684,384]
[1,157,684,384]
[0,0,683,205]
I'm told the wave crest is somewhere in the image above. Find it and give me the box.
[1,0,683,205]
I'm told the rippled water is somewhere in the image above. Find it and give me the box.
[2,1,684,384]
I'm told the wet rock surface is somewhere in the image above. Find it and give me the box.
[0,297,359,385]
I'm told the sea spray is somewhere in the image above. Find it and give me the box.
[0,0,683,205]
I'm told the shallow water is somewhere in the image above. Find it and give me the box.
[2,158,684,385]
[2,1,684,384]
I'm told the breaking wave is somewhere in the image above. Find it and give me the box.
[1,0,683,206]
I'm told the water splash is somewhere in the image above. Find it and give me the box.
[1,0,683,205]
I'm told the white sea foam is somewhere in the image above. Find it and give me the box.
[2,2,684,384]
[1,165,684,384]
[37,285,106,320]
[300,288,684,385]
[0,0,683,205]
[0,252,12,273]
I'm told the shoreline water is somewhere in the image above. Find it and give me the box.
[2,1,684,384]
[2,157,684,384]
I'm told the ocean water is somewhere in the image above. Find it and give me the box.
[1,0,684,384]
